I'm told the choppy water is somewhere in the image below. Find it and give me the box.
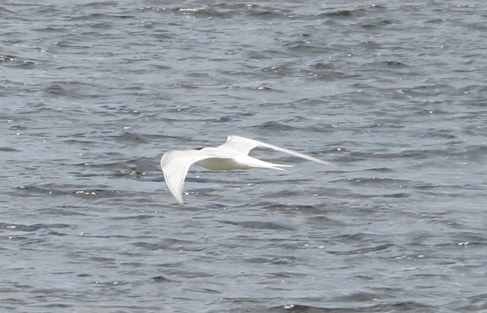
[2,1,487,312]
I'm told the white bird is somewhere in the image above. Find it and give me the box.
[160,135,334,204]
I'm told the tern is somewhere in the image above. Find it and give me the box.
[160,135,334,204]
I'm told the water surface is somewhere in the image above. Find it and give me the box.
[1,1,487,312]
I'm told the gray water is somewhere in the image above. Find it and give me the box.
[2,1,487,312]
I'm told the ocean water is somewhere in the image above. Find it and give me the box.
[2,1,487,312]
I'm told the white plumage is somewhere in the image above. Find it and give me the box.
[160,135,334,204]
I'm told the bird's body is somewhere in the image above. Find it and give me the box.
[196,156,255,171]
[160,135,334,204]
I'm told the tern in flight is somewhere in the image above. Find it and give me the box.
[160,135,334,204]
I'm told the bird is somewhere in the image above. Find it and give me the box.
[160,135,334,204]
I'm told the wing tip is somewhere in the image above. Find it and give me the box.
[176,195,184,204]
[320,160,337,168]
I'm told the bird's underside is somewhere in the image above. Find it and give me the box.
[160,135,334,204]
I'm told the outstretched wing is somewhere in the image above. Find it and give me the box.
[221,135,335,167]
[217,135,261,155]
[160,150,216,204]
